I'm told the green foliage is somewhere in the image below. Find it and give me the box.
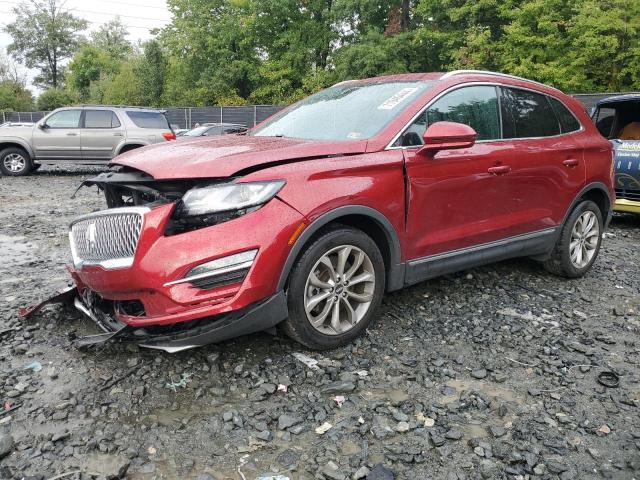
[6,0,640,109]
[4,0,87,89]
[0,81,34,111]
[36,88,76,111]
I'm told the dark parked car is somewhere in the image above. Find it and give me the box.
[591,94,640,214]
[180,123,248,138]
[24,70,614,353]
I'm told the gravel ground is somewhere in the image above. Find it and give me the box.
[0,166,639,480]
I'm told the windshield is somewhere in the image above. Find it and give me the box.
[253,80,435,141]
[184,126,210,136]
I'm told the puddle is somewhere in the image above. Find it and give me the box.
[361,388,409,404]
[441,379,524,405]
[0,234,37,269]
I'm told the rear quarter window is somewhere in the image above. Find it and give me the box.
[126,111,170,129]
[548,97,581,134]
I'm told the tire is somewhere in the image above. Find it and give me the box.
[283,226,386,350]
[0,147,32,176]
[543,200,603,278]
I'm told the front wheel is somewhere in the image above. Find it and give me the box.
[283,226,385,350]
[0,147,32,176]
[543,200,603,278]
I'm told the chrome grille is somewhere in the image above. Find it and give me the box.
[70,207,148,269]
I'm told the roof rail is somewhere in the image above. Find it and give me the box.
[74,104,160,109]
[441,70,561,91]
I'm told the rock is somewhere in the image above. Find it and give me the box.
[430,432,446,447]
[315,422,333,435]
[277,449,299,469]
[47,367,58,379]
[471,369,487,379]
[473,446,485,457]
[322,461,345,480]
[366,464,394,480]
[0,434,14,459]
[278,414,302,430]
[489,426,506,437]
[321,381,356,394]
[597,424,611,435]
[371,415,394,439]
[445,429,463,440]
[260,383,277,394]
[354,466,370,479]
[546,460,568,474]
[256,430,272,441]
[395,421,410,433]
[533,464,545,475]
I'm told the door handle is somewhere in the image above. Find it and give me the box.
[113,133,123,137]
[66,132,78,136]
[487,165,511,175]
[563,158,579,167]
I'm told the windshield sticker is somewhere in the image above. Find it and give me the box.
[377,87,419,110]
[347,132,362,139]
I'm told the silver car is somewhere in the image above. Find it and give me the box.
[0,106,176,176]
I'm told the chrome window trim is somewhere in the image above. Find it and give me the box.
[440,70,562,92]
[385,81,585,151]
[69,206,150,270]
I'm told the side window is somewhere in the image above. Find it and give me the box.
[395,86,500,146]
[500,87,560,138]
[45,110,81,128]
[548,97,581,134]
[427,86,501,141]
[203,126,223,136]
[84,110,121,129]
[593,107,616,138]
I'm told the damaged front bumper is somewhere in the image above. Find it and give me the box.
[20,286,288,353]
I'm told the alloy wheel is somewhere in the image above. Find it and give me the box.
[569,210,599,269]
[304,244,376,335]
[3,153,26,173]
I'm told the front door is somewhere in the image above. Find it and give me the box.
[401,85,517,261]
[81,110,125,160]
[32,109,82,160]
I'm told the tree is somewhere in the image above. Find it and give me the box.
[5,0,88,89]
[90,17,133,59]
[66,45,121,101]
[136,40,167,107]
[0,82,34,111]
[36,88,75,110]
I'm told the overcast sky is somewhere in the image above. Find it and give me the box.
[0,0,173,93]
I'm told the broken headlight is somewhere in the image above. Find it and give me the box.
[166,180,285,235]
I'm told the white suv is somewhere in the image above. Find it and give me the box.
[0,106,176,176]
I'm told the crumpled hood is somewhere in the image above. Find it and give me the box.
[112,135,368,179]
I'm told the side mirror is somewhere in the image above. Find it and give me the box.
[417,121,477,156]
[38,122,49,130]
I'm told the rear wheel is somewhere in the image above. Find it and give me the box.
[543,200,603,278]
[283,226,385,349]
[0,147,32,176]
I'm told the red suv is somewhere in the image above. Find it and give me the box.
[31,71,614,352]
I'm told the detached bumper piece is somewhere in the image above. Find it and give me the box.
[20,286,288,353]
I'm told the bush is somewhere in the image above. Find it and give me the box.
[36,89,76,111]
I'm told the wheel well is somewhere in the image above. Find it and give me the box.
[0,142,30,157]
[119,144,144,154]
[580,188,610,218]
[294,214,395,286]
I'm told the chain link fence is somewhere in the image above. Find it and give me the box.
[0,94,634,129]
[0,105,286,129]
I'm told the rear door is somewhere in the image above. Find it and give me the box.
[81,110,125,160]
[32,109,82,160]
[498,87,585,233]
